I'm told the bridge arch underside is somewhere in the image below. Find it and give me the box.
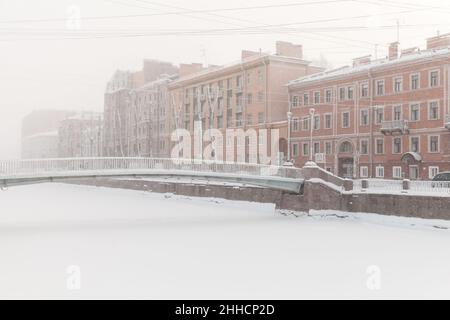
[0,171,304,194]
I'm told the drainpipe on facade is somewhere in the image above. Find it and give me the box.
[368,68,374,178]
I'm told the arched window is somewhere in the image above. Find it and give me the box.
[339,141,353,153]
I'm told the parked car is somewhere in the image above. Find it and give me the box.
[431,172,450,188]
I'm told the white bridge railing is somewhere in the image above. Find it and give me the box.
[354,179,450,195]
[0,157,304,180]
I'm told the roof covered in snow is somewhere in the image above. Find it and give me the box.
[288,46,450,87]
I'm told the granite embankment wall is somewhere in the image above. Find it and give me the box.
[67,172,450,220]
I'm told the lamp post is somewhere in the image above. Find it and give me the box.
[309,108,316,161]
[287,111,293,161]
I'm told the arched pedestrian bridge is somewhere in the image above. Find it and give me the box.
[0,158,304,193]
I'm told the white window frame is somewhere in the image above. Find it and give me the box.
[292,117,300,132]
[302,142,310,156]
[325,89,333,103]
[375,138,384,155]
[360,82,369,98]
[393,166,402,179]
[410,136,420,153]
[313,115,320,130]
[410,73,420,90]
[360,108,369,126]
[292,143,300,157]
[428,100,440,120]
[360,139,369,155]
[429,166,439,179]
[375,166,385,178]
[325,141,332,155]
[392,104,402,121]
[314,91,320,104]
[342,111,350,128]
[392,137,402,154]
[360,166,369,178]
[376,79,385,96]
[429,70,440,87]
[324,113,332,129]
[428,135,440,153]
[393,76,403,93]
[409,103,420,122]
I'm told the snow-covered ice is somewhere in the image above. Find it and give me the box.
[1,183,450,299]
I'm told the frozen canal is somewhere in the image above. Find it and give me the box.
[1,183,450,299]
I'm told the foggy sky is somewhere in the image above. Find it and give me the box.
[1,0,449,158]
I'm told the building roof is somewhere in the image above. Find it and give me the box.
[170,53,313,88]
[288,46,450,87]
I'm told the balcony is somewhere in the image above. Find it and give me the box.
[236,104,243,113]
[380,120,409,135]
[235,85,243,94]
[445,115,450,130]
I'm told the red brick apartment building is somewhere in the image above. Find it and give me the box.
[167,41,324,164]
[287,34,450,180]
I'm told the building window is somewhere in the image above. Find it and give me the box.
[303,117,310,131]
[302,143,309,156]
[292,95,299,107]
[325,89,332,103]
[258,112,264,124]
[410,136,420,153]
[375,107,384,124]
[393,137,402,154]
[292,143,299,157]
[411,74,420,90]
[375,138,384,154]
[247,114,253,125]
[313,115,320,130]
[410,103,420,121]
[303,93,309,105]
[292,118,300,131]
[409,166,419,180]
[314,142,320,154]
[254,91,262,103]
[376,80,385,96]
[360,166,369,178]
[247,93,252,104]
[430,70,439,87]
[429,135,439,153]
[393,166,402,179]
[393,105,402,121]
[360,109,369,126]
[324,114,332,129]
[314,91,320,104]
[360,139,368,155]
[325,141,332,155]
[429,166,439,179]
[394,77,403,93]
[361,83,369,98]
[375,166,385,178]
[347,86,354,100]
[342,112,350,128]
[428,101,439,120]
[339,87,346,101]
[340,141,352,153]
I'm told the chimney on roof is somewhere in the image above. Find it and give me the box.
[388,42,400,60]
[352,55,371,67]
[179,63,204,77]
[241,50,260,60]
[401,47,420,57]
[426,33,450,50]
[276,41,303,59]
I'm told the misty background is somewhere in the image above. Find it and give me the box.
[1,0,449,158]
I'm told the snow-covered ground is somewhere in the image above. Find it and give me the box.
[1,183,450,299]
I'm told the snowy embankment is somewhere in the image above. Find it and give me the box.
[1,183,450,299]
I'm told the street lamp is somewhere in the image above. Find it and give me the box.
[309,108,316,162]
[286,111,293,161]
